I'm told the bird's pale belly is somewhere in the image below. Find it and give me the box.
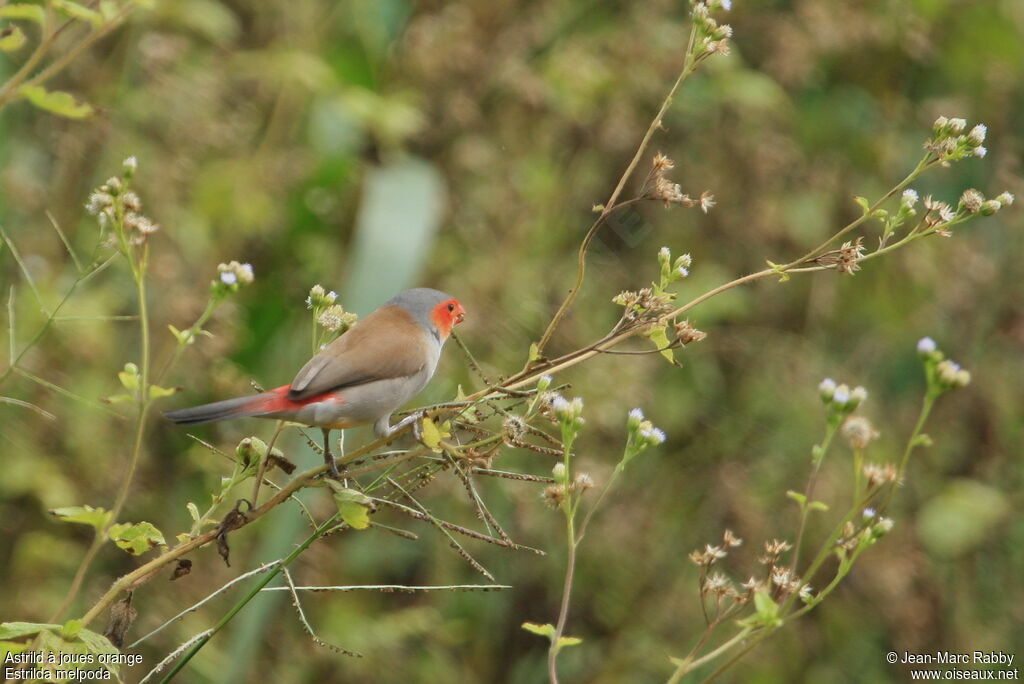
[271,373,431,430]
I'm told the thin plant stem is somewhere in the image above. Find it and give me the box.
[790,422,839,571]
[158,514,341,683]
[547,512,577,684]
[534,24,700,356]
[50,244,152,621]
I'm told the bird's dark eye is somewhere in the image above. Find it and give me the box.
[447,303,456,312]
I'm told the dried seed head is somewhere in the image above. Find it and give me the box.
[863,462,899,488]
[960,189,984,214]
[542,485,566,508]
[723,529,743,547]
[841,416,879,449]
[674,319,707,345]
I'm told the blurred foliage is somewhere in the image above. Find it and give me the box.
[1,0,1022,682]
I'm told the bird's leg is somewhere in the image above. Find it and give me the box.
[321,427,341,479]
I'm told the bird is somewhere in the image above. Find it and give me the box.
[164,288,466,477]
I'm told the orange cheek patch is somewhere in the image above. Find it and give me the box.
[430,306,453,336]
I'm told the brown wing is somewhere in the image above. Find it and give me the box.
[287,304,429,400]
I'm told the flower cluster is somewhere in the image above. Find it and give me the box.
[620,408,666,469]
[84,157,160,246]
[818,378,868,412]
[317,305,358,333]
[612,287,675,321]
[542,462,595,509]
[816,237,865,275]
[691,0,733,58]
[306,284,337,310]
[306,285,358,347]
[689,529,743,569]
[550,395,585,431]
[644,154,714,212]
[862,462,899,489]
[212,260,254,297]
[837,514,894,552]
[926,117,989,163]
[917,337,971,395]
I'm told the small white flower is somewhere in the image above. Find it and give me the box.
[220,271,238,285]
[721,0,732,10]
[996,192,1014,206]
[967,124,987,146]
[659,246,671,260]
[123,156,138,173]
[850,386,868,405]
[948,118,967,134]
[917,337,937,354]
[641,426,667,445]
[677,267,690,278]
[862,507,876,519]
[238,263,254,284]
[973,146,987,158]
[832,384,851,406]
[677,253,693,268]
[901,189,919,208]
[818,378,837,400]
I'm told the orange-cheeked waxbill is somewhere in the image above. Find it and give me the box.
[164,288,466,476]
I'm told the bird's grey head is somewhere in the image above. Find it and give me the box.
[388,288,459,337]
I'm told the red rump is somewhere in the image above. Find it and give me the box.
[248,385,343,412]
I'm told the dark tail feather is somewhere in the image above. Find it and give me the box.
[163,393,272,426]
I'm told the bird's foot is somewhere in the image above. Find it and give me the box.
[392,410,426,442]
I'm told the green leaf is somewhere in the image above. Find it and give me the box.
[50,505,112,532]
[149,384,179,399]
[19,85,94,119]
[785,490,806,506]
[765,260,790,283]
[528,342,542,363]
[326,482,373,530]
[0,25,27,51]
[555,635,583,652]
[646,324,676,364]
[807,500,830,512]
[749,590,782,627]
[60,620,83,640]
[854,196,871,214]
[52,0,103,27]
[0,622,60,640]
[521,622,555,639]
[187,501,201,523]
[101,393,133,404]
[108,521,166,555]
[0,4,46,23]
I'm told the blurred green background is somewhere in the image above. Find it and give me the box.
[1,1,1022,682]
